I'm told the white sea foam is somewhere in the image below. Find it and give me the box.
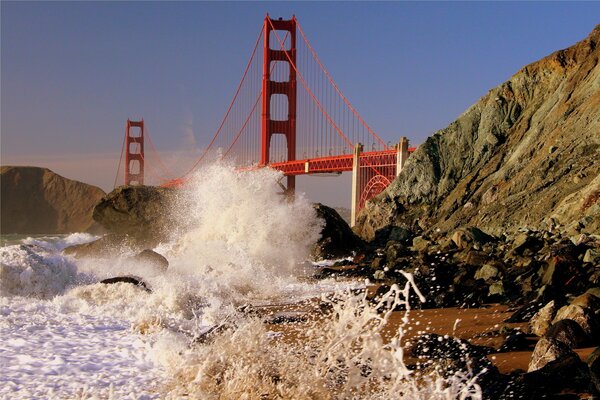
[0,163,482,399]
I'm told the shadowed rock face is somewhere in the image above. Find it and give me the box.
[0,166,105,234]
[355,25,600,241]
[92,185,177,246]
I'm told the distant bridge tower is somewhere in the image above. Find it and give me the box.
[125,119,144,185]
[261,15,297,195]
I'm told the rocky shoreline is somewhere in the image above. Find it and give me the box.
[63,182,600,399]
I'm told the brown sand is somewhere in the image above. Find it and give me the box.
[262,299,596,374]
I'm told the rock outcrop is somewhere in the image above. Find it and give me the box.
[92,185,177,246]
[312,203,363,260]
[355,25,600,240]
[0,166,105,234]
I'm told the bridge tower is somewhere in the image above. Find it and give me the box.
[261,15,297,195]
[125,119,144,185]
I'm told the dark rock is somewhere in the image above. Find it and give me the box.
[588,347,600,393]
[312,203,363,260]
[523,352,592,394]
[499,331,531,352]
[93,185,177,246]
[545,319,591,348]
[410,333,499,390]
[511,232,544,256]
[100,276,151,292]
[264,312,307,324]
[505,301,545,323]
[410,333,495,360]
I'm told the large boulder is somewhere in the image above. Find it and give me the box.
[311,203,363,260]
[528,337,576,372]
[93,185,177,246]
[0,166,105,233]
[355,25,600,238]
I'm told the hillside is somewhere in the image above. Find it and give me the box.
[355,24,600,240]
[1,166,105,234]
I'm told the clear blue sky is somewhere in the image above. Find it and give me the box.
[2,2,599,207]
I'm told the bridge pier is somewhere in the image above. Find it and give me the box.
[396,136,409,175]
[350,143,363,227]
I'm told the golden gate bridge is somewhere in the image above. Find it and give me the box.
[116,15,415,226]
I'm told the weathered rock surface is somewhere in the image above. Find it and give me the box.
[529,300,557,337]
[0,166,105,233]
[311,203,362,260]
[355,25,600,239]
[93,185,177,246]
[544,319,591,348]
[528,337,575,372]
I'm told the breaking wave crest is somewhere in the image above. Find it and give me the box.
[1,163,482,399]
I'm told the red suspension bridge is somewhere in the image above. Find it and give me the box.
[117,15,415,226]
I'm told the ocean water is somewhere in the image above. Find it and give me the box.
[0,163,482,399]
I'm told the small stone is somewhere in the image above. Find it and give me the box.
[412,236,431,253]
[584,248,600,265]
[475,264,500,282]
[373,270,385,280]
[489,281,505,297]
[529,300,556,337]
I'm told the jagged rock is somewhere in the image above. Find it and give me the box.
[529,300,557,337]
[586,287,600,299]
[499,331,530,352]
[355,25,600,238]
[488,281,505,297]
[410,333,499,388]
[411,236,431,253]
[584,248,600,264]
[553,303,599,338]
[1,166,105,234]
[93,185,177,245]
[523,352,592,395]
[588,347,600,393]
[511,233,543,256]
[311,203,362,260]
[545,319,591,348]
[571,292,600,312]
[528,337,576,372]
[451,226,495,250]
[474,263,500,282]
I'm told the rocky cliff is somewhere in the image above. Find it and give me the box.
[355,25,600,241]
[1,166,105,234]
